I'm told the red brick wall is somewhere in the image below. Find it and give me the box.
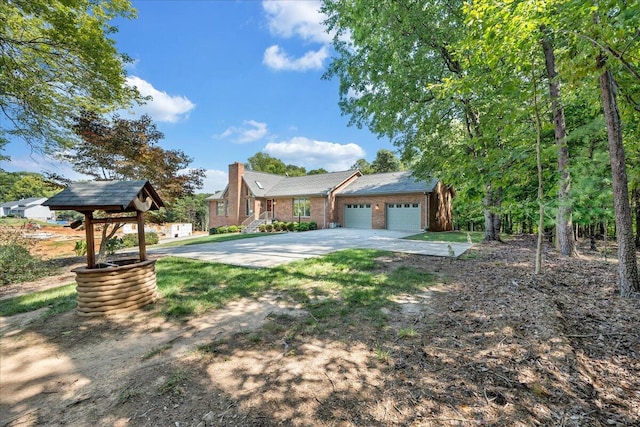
[271,196,329,227]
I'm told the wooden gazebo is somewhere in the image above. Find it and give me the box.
[44,180,165,316]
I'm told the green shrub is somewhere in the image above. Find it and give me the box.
[287,222,296,232]
[258,224,266,232]
[265,223,273,232]
[120,232,159,248]
[298,222,310,232]
[209,227,219,235]
[309,221,318,230]
[145,232,159,245]
[106,238,123,255]
[74,240,87,256]
[217,226,229,234]
[228,225,239,233]
[121,234,138,248]
[0,244,56,285]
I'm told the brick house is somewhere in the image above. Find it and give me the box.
[207,162,454,232]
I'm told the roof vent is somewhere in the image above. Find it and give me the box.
[255,181,264,189]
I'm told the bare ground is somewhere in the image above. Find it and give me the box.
[1,235,639,426]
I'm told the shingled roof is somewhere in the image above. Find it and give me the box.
[335,171,438,196]
[266,170,360,197]
[43,180,164,212]
[243,170,287,197]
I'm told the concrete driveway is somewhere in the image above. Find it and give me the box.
[148,229,473,268]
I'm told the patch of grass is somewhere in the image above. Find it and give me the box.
[142,343,173,360]
[398,327,418,338]
[2,248,436,337]
[155,232,272,248]
[374,343,392,363]
[156,249,434,326]
[405,231,484,243]
[158,369,188,395]
[117,386,141,404]
[0,284,76,317]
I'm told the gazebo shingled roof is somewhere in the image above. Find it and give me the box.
[44,180,164,268]
[43,180,164,212]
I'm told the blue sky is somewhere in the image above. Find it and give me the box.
[2,0,394,194]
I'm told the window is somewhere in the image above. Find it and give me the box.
[293,198,311,218]
[245,199,251,216]
[217,201,224,216]
[225,200,229,216]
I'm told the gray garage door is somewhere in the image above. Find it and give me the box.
[386,203,421,231]
[344,204,372,229]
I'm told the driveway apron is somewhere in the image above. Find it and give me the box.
[148,228,473,268]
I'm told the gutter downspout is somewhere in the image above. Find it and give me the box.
[425,193,430,231]
[323,190,329,229]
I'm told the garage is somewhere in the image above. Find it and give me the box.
[386,203,421,231]
[344,203,372,229]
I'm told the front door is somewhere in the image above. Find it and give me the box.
[266,199,273,219]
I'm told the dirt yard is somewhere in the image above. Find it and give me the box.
[1,236,639,426]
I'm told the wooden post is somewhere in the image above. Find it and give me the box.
[137,210,147,262]
[85,212,95,268]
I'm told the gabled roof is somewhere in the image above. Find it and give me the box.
[1,197,48,208]
[43,180,164,212]
[243,171,286,197]
[205,187,227,201]
[336,171,438,196]
[266,170,360,197]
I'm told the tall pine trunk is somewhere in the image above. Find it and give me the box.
[541,29,575,256]
[598,65,640,296]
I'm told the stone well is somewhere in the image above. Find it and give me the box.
[73,259,158,317]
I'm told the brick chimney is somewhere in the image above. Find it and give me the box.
[228,162,244,224]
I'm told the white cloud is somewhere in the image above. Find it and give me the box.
[263,45,329,72]
[200,169,228,194]
[261,0,333,72]
[264,137,365,171]
[262,0,330,44]
[213,120,268,144]
[125,76,195,123]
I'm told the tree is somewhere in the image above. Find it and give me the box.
[0,0,139,155]
[462,0,639,292]
[598,64,639,296]
[68,112,204,201]
[246,153,286,175]
[371,149,404,173]
[164,194,210,231]
[67,111,205,259]
[307,168,329,175]
[541,28,575,256]
[350,159,373,174]
[285,164,307,177]
[1,172,63,201]
[323,0,506,241]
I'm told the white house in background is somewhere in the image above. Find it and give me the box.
[122,222,193,238]
[0,197,55,221]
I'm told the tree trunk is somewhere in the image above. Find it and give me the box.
[541,28,575,256]
[532,58,545,274]
[599,65,640,296]
[483,184,502,241]
[634,186,640,249]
